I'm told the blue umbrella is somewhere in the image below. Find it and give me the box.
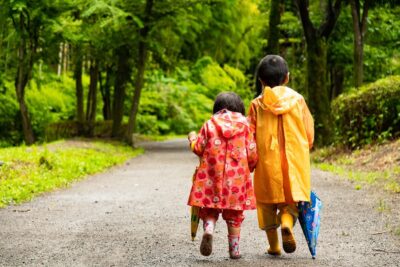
[298,191,323,259]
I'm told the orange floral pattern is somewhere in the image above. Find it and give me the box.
[188,110,258,210]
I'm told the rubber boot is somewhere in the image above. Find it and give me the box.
[228,234,241,259]
[281,212,296,253]
[200,220,214,256]
[266,228,281,256]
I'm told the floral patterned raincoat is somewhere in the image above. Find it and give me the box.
[187,109,258,211]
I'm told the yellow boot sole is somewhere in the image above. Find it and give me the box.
[281,227,296,253]
[267,247,282,256]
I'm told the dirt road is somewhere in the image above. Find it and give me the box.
[1,139,399,266]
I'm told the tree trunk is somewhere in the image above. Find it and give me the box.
[105,66,113,119]
[295,0,342,146]
[353,36,363,87]
[73,45,85,134]
[350,0,369,88]
[63,43,68,74]
[4,36,10,73]
[126,0,154,144]
[15,13,34,145]
[99,66,112,120]
[266,0,281,55]
[111,45,131,137]
[330,64,344,100]
[86,59,98,137]
[306,38,333,145]
[126,42,147,142]
[57,42,63,76]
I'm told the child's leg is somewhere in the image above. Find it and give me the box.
[278,204,298,253]
[223,209,244,259]
[199,208,219,256]
[266,228,281,256]
[257,203,281,255]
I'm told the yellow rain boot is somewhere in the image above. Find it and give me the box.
[281,212,296,253]
[266,228,281,256]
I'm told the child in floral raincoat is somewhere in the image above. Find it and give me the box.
[248,55,314,256]
[187,92,258,259]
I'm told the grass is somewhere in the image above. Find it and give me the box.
[395,227,400,236]
[313,142,400,234]
[135,134,187,142]
[313,161,399,192]
[313,162,384,190]
[377,199,390,213]
[0,140,143,208]
[312,140,400,193]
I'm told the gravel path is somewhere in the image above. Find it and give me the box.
[1,139,399,267]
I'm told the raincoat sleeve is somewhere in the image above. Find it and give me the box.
[247,101,257,139]
[190,123,208,157]
[300,99,314,149]
[246,127,258,172]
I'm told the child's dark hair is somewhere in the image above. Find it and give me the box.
[213,92,245,115]
[256,55,288,88]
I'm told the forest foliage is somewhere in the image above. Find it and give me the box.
[0,0,399,148]
[332,76,400,148]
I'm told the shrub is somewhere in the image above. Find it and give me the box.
[137,75,213,135]
[136,114,160,135]
[332,76,400,148]
[26,77,76,141]
[135,59,252,136]
[45,121,79,141]
[45,120,123,141]
[190,57,253,103]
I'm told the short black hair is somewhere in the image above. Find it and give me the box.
[256,55,288,88]
[213,92,245,115]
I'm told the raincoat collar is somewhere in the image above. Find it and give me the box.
[211,109,247,139]
[257,86,299,115]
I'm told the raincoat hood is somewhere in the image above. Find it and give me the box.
[211,109,248,139]
[257,86,300,115]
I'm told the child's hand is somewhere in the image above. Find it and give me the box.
[188,131,197,143]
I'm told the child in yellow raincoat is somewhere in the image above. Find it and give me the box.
[248,55,314,256]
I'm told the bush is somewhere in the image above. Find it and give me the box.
[26,76,76,141]
[45,120,122,141]
[135,58,252,136]
[332,76,400,148]
[45,121,79,141]
[137,75,213,135]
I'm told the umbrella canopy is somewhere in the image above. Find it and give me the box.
[298,191,323,259]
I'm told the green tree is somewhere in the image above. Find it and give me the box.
[5,0,62,144]
[126,0,154,143]
[295,0,343,146]
[59,0,142,137]
[266,0,282,55]
[349,0,371,88]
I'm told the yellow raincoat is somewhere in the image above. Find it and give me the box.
[248,86,314,204]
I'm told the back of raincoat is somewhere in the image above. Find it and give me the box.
[188,109,258,211]
[248,86,314,204]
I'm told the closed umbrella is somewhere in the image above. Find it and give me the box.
[298,190,323,259]
[191,206,200,241]
[190,167,201,241]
